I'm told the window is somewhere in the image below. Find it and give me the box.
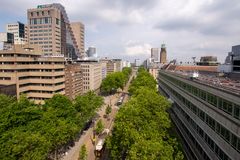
[207,93,217,106]
[231,134,237,148]
[199,110,205,121]
[56,18,60,25]
[222,100,233,114]
[234,105,240,119]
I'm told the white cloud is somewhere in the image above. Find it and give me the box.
[125,41,152,56]
[0,0,240,63]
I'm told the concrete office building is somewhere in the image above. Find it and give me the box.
[70,22,85,58]
[197,56,219,66]
[160,44,167,64]
[100,60,107,79]
[6,22,26,44]
[0,44,65,104]
[27,3,79,59]
[158,70,240,160]
[77,60,102,93]
[65,63,83,100]
[113,59,122,72]
[106,60,117,75]
[151,48,160,62]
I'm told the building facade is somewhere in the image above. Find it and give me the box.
[78,60,102,93]
[158,70,240,160]
[106,60,117,75]
[27,3,79,59]
[160,44,167,64]
[151,48,160,62]
[6,22,26,44]
[0,45,65,104]
[113,59,122,72]
[65,63,83,100]
[70,22,85,58]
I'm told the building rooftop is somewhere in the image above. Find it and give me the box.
[165,64,218,72]
[164,70,240,96]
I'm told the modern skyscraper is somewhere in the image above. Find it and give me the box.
[27,3,79,59]
[6,22,26,44]
[160,44,167,64]
[70,22,85,58]
[151,48,160,62]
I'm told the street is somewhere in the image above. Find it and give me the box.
[61,70,136,160]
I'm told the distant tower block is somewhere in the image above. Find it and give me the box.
[160,44,167,64]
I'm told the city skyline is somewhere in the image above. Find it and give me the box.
[1,0,240,63]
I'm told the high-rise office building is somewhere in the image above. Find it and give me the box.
[160,44,167,64]
[70,22,85,58]
[27,3,79,59]
[6,22,26,44]
[151,48,160,62]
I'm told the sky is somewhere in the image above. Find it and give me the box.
[0,0,240,63]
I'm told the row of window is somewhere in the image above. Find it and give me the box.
[19,82,64,88]
[0,77,11,80]
[19,76,64,80]
[16,62,64,65]
[30,11,50,17]
[17,69,62,72]
[173,105,231,160]
[29,17,52,25]
[30,33,52,37]
[30,25,52,29]
[160,79,240,153]
[159,72,240,120]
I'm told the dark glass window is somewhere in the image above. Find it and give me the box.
[234,105,240,119]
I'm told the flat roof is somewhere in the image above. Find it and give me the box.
[163,70,240,96]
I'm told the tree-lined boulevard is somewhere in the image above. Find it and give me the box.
[0,67,184,160]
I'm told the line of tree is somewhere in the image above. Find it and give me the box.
[106,68,184,160]
[101,67,132,94]
[0,91,103,160]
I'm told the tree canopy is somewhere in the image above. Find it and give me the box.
[0,92,103,160]
[107,68,184,160]
[128,68,157,95]
[101,67,132,94]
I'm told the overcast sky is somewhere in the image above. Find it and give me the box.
[0,0,240,63]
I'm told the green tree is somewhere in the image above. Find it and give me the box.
[101,68,132,94]
[95,120,104,135]
[107,69,184,160]
[0,92,104,160]
[105,105,112,117]
[79,144,87,160]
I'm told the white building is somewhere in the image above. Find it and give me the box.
[6,22,26,45]
[151,48,160,62]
